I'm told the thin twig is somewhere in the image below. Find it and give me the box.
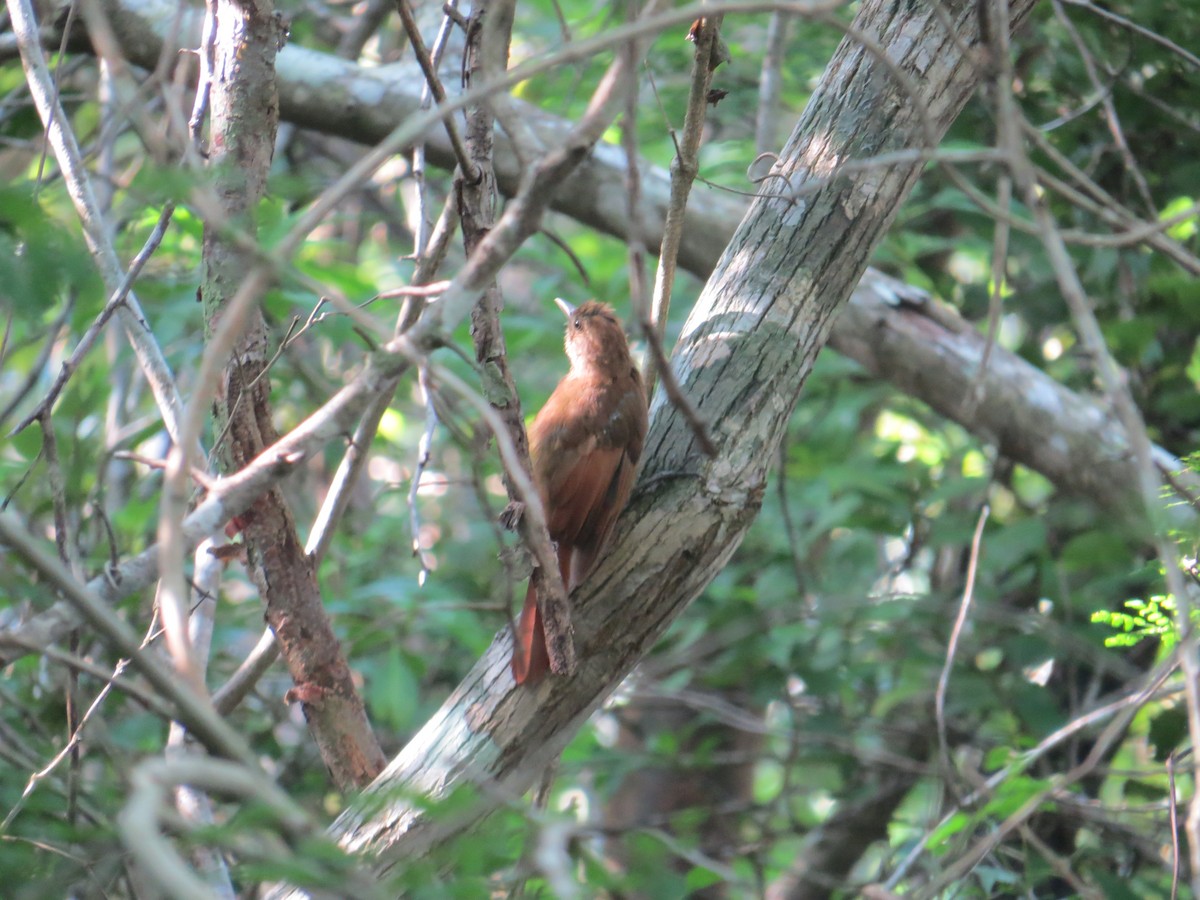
[620,22,715,463]
[1051,0,1155,215]
[212,627,279,715]
[187,0,216,149]
[36,403,83,826]
[637,13,721,455]
[773,440,812,603]
[32,0,80,190]
[934,503,989,798]
[408,363,439,583]
[1061,0,1200,70]
[0,297,73,434]
[372,280,453,301]
[408,0,460,255]
[398,194,461,334]
[990,0,1200,885]
[1018,824,1102,899]
[649,13,724,351]
[9,0,187,444]
[337,0,394,60]
[1,607,169,832]
[621,49,649,323]
[0,637,175,716]
[887,660,1178,891]
[1169,750,1181,900]
[965,159,1011,417]
[0,512,260,768]
[394,0,476,181]
[533,233,585,291]
[755,10,790,154]
[11,204,176,436]
[39,410,80,580]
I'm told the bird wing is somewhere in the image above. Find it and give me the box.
[545,443,624,547]
[528,369,648,586]
[566,444,639,586]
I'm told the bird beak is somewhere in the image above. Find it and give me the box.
[554,297,576,319]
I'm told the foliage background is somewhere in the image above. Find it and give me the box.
[1,0,1198,897]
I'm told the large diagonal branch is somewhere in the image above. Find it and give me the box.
[274,0,1041,878]
[72,0,1193,516]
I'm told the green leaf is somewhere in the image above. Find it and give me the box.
[366,647,419,733]
[684,865,723,892]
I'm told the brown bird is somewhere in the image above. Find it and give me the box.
[512,299,649,685]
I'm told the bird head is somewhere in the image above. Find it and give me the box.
[555,299,632,374]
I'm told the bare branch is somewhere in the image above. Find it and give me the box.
[394,0,476,180]
[639,12,719,455]
[211,627,279,716]
[884,663,1179,890]
[934,503,990,798]
[11,204,176,437]
[1060,0,1200,70]
[118,757,332,900]
[755,11,790,154]
[1,610,173,833]
[0,355,395,668]
[1051,0,1155,215]
[649,13,724,348]
[286,0,1044,878]
[60,0,1200,277]
[0,512,260,767]
[166,536,235,898]
[8,0,187,444]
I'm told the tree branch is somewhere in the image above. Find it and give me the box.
[0,512,260,768]
[282,0,1042,878]
[186,0,386,788]
[72,0,1197,521]
[9,0,187,445]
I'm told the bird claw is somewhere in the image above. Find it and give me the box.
[497,543,534,580]
[499,500,525,531]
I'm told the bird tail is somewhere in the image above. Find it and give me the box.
[512,580,551,684]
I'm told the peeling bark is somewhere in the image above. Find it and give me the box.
[199,0,384,790]
[832,271,1173,520]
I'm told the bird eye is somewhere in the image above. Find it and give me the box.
[573,318,582,329]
